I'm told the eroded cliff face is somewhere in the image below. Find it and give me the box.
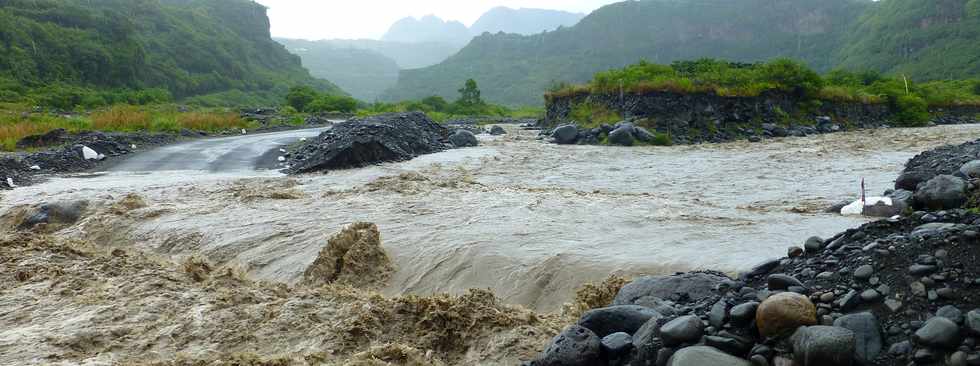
[545,91,980,144]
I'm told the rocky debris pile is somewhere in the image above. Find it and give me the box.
[932,114,980,126]
[0,130,176,189]
[526,139,980,366]
[285,112,453,174]
[897,139,980,192]
[527,210,980,366]
[546,122,660,146]
[445,119,512,137]
[302,222,394,289]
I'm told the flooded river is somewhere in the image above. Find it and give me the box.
[5,125,980,311]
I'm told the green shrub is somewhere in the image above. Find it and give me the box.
[893,95,930,126]
[569,102,621,128]
[650,132,672,146]
[421,96,449,112]
[307,95,358,113]
[286,86,318,112]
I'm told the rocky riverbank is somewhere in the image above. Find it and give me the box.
[543,91,980,146]
[523,138,980,365]
[0,129,178,189]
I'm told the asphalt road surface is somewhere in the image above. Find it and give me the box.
[109,127,328,173]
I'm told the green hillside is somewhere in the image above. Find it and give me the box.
[836,0,980,80]
[0,0,343,108]
[382,0,870,106]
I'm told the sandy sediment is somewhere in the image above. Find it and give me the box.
[0,230,571,365]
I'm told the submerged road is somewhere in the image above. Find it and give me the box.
[109,126,330,173]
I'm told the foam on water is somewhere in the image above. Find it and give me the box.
[5,124,980,311]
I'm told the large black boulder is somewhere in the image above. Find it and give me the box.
[528,325,602,366]
[913,175,967,210]
[578,305,665,337]
[613,272,728,307]
[552,125,579,144]
[285,112,450,174]
[608,126,636,146]
[449,130,478,147]
[791,326,856,366]
[834,313,882,365]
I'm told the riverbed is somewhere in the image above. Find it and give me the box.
[4,124,979,312]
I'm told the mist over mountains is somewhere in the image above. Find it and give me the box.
[382,0,980,106]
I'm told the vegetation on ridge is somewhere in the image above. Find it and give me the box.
[549,58,980,127]
[0,0,343,108]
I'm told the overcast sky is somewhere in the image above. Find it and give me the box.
[254,0,621,40]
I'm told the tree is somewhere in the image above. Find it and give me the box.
[968,0,980,18]
[455,79,483,107]
[286,86,317,112]
[307,94,358,113]
[421,95,449,112]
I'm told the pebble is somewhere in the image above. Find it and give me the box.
[767,274,804,291]
[659,315,705,346]
[853,265,874,281]
[805,236,824,253]
[966,310,980,335]
[788,246,804,258]
[819,292,835,303]
[911,282,927,297]
[860,289,881,302]
[909,264,939,276]
[730,302,759,326]
[938,287,956,299]
[938,305,964,324]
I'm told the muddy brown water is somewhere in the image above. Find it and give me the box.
[4,124,980,312]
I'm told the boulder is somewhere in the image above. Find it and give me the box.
[16,128,68,149]
[804,236,824,253]
[19,200,90,230]
[668,346,752,366]
[833,313,882,364]
[959,160,980,178]
[913,175,967,210]
[531,325,602,366]
[285,112,450,174]
[756,292,817,338]
[966,310,980,335]
[449,130,478,147]
[913,317,960,348]
[660,315,705,346]
[578,305,664,338]
[886,189,914,208]
[608,126,636,146]
[552,125,579,145]
[791,326,856,366]
[895,171,933,191]
[489,125,506,135]
[614,272,728,308]
[767,274,804,291]
[730,302,759,326]
[601,332,633,361]
[634,127,656,142]
[79,145,101,160]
